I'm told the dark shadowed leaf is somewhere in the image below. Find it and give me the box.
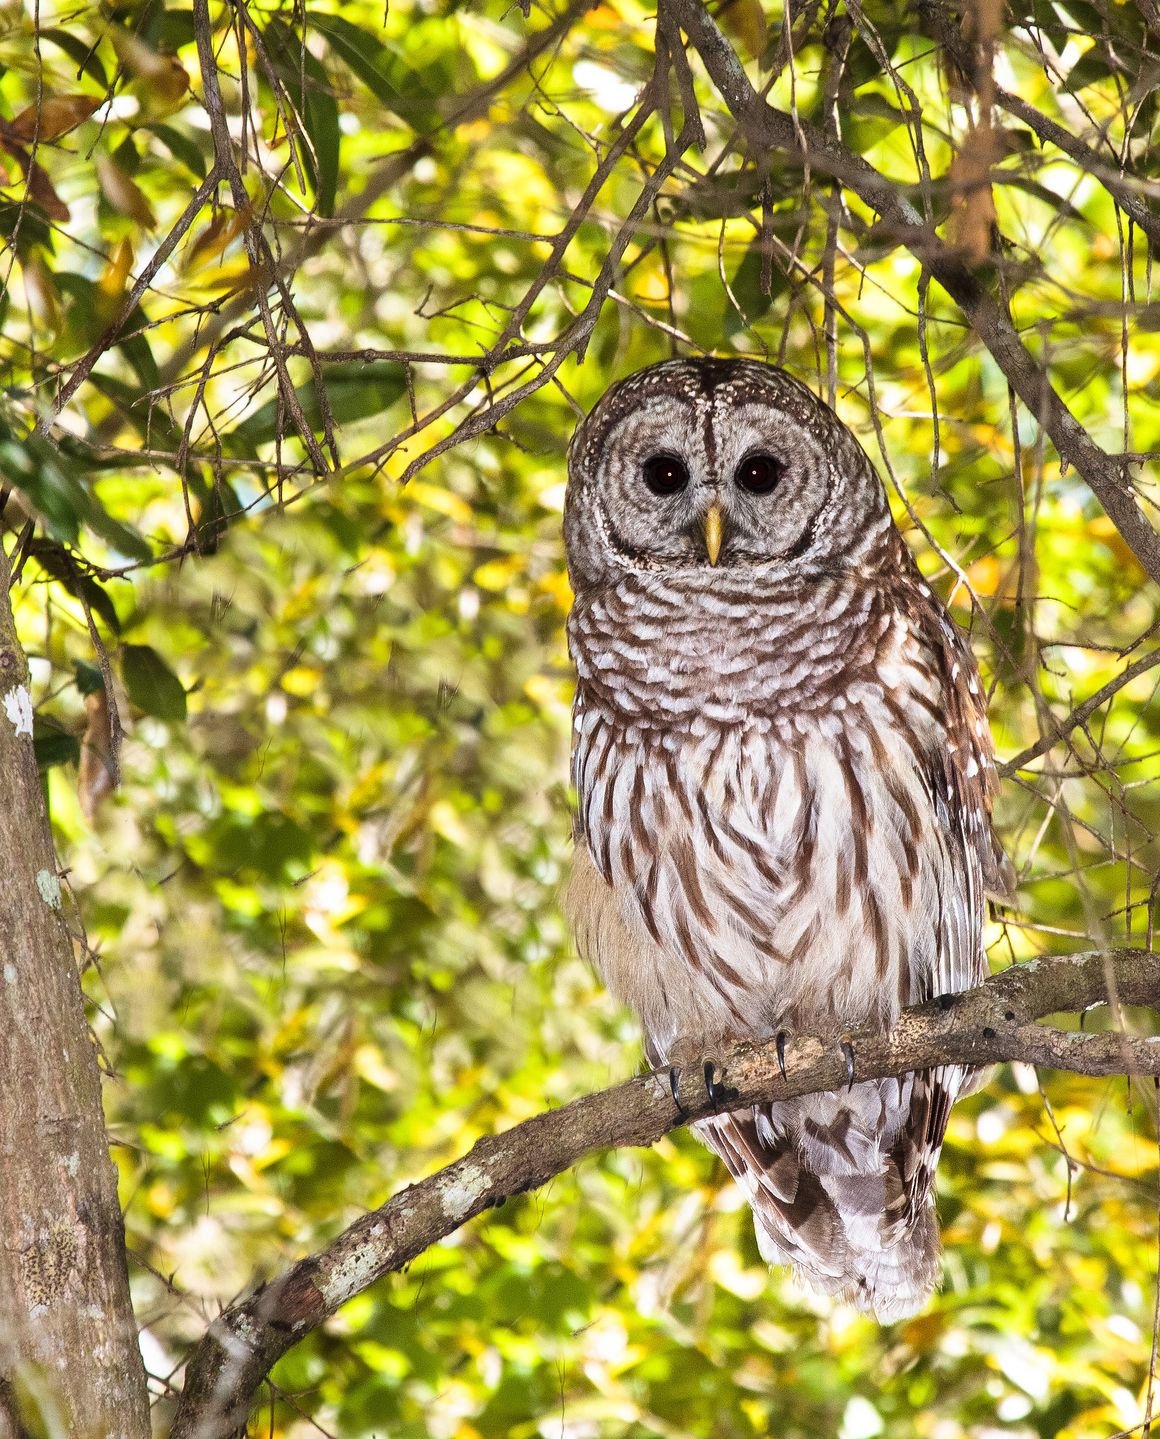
[310,13,441,132]
[121,644,187,722]
[228,360,407,450]
[264,17,340,217]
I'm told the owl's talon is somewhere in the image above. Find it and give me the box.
[840,1041,856,1091]
[703,1059,729,1111]
[668,1064,687,1119]
[775,1031,788,1081]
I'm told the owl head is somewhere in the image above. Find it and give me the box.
[564,358,895,590]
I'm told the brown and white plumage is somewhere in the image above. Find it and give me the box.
[563,359,1005,1321]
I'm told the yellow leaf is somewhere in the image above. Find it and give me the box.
[98,237,135,302]
[586,2,627,28]
[473,555,522,591]
[281,666,321,697]
[719,0,767,59]
[1087,515,1146,575]
[406,480,473,524]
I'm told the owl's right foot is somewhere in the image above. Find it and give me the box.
[775,1031,788,1081]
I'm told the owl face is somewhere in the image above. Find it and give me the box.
[565,359,892,589]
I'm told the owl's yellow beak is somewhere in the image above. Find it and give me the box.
[703,501,724,566]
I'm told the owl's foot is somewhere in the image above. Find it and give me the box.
[668,1064,688,1119]
[840,1040,856,1091]
[703,1059,731,1112]
[775,1031,788,1081]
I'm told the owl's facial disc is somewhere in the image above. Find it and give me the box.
[565,359,895,588]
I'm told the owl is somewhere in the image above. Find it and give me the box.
[562,358,1007,1321]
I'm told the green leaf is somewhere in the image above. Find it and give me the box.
[722,239,785,340]
[121,644,187,722]
[74,660,105,696]
[0,407,153,561]
[1062,48,1112,95]
[86,372,181,454]
[310,13,440,133]
[34,720,82,772]
[118,318,160,393]
[143,122,208,179]
[0,202,54,256]
[264,17,340,217]
[208,811,315,879]
[228,361,407,451]
[39,27,108,87]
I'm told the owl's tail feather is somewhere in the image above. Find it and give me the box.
[697,1075,952,1323]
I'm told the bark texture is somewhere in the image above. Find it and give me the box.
[0,542,150,1439]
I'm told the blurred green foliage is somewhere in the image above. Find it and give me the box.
[2,0,1159,1434]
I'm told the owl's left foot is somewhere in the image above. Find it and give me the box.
[840,1040,856,1091]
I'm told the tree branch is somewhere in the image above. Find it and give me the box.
[999,645,1160,776]
[169,948,1159,1439]
[919,0,1160,254]
[663,0,1160,588]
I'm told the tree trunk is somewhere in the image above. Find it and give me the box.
[0,541,150,1439]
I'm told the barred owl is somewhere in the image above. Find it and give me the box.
[563,358,1006,1321]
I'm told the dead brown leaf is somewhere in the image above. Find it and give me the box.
[7,94,102,143]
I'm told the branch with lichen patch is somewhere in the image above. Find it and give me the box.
[169,947,1159,1439]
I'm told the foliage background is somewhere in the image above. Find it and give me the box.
[2,0,1160,1433]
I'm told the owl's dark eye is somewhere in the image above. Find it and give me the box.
[735,453,784,495]
[642,454,690,496]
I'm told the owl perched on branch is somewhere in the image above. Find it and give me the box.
[563,359,1006,1321]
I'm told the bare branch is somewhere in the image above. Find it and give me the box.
[1000,647,1160,776]
[664,0,1160,588]
[170,948,1160,1439]
[190,0,332,475]
[32,164,222,434]
[920,0,1160,254]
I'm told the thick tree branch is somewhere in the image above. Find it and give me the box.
[170,948,1159,1439]
[663,0,1160,588]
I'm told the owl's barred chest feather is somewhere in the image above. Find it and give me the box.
[567,565,971,1061]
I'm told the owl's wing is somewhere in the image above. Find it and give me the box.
[895,597,1007,1214]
